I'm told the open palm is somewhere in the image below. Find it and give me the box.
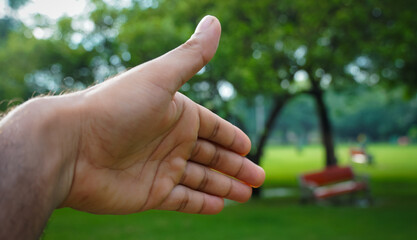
[61,16,265,214]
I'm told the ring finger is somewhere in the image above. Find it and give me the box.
[180,161,252,203]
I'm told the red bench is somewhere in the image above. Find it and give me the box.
[299,166,372,205]
[349,148,374,164]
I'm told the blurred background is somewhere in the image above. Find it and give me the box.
[1,0,416,239]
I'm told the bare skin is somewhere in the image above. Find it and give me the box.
[0,16,265,239]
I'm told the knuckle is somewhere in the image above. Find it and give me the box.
[209,147,222,167]
[226,129,237,149]
[191,142,202,159]
[179,171,187,184]
[176,192,190,212]
[197,168,210,191]
[209,120,221,140]
[234,158,245,178]
[223,178,234,198]
[197,195,206,214]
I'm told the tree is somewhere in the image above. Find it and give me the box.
[1,0,416,183]
[201,0,417,168]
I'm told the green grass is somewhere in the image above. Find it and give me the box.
[42,144,417,239]
[263,144,417,186]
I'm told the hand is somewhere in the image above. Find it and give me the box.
[60,16,265,214]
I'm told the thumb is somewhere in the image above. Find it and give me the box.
[138,15,221,94]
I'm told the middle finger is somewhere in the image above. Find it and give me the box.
[190,139,265,188]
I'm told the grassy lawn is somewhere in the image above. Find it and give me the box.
[263,144,417,187]
[43,144,417,239]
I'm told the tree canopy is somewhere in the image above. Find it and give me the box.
[1,0,416,166]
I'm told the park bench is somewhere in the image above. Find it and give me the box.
[299,166,372,205]
[349,148,374,165]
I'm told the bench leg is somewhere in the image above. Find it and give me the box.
[365,188,373,205]
[349,191,357,205]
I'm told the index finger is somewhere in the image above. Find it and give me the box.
[197,105,251,156]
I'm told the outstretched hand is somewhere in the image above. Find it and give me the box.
[60,16,265,214]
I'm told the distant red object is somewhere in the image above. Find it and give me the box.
[299,166,372,204]
[398,136,409,146]
[350,149,366,155]
[349,148,374,164]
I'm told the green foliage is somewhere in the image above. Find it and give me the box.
[0,17,16,39]
[1,0,416,132]
[7,0,29,10]
[328,88,417,141]
[271,87,417,142]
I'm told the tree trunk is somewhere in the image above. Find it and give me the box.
[249,94,290,197]
[311,84,338,166]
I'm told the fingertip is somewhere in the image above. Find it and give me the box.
[239,161,266,189]
[234,129,252,156]
[201,195,224,215]
[234,185,253,203]
[194,15,221,35]
[251,165,266,188]
[242,134,252,156]
[190,15,222,65]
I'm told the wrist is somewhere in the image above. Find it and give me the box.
[36,94,85,208]
[12,94,84,208]
[0,93,84,238]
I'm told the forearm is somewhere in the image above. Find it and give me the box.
[0,96,80,239]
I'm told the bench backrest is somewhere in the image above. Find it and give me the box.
[301,166,355,186]
[350,149,366,155]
